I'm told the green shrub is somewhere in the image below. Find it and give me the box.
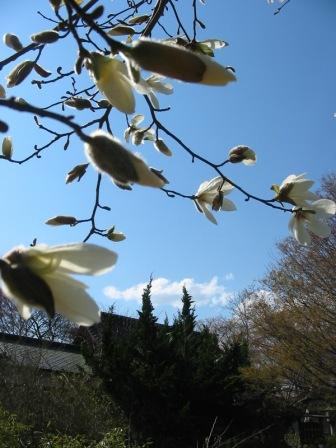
[96,428,152,448]
[39,433,91,448]
[326,434,336,448]
[0,405,30,447]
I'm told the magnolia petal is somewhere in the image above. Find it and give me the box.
[201,39,227,50]
[39,243,118,276]
[307,216,331,238]
[44,273,100,326]
[281,173,306,187]
[289,215,311,246]
[97,72,135,114]
[131,114,145,126]
[199,54,236,86]
[220,198,237,211]
[311,199,336,216]
[292,179,315,193]
[196,200,217,225]
[148,91,160,109]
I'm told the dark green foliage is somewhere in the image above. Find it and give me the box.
[86,282,255,448]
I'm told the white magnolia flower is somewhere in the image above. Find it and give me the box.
[134,74,173,109]
[272,173,319,206]
[124,114,155,145]
[85,130,167,188]
[87,52,135,114]
[194,176,236,224]
[288,199,336,246]
[0,243,118,326]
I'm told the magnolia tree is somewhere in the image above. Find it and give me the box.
[0,0,334,327]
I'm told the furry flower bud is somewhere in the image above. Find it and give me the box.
[3,33,23,52]
[66,163,89,184]
[2,136,13,158]
[6,60,34,87]
[31,30,59,44]
[125,39,236,85]
[85,130,167,188]
[45,216,77,226]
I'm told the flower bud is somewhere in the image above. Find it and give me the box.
[108,25,135,36]
[88,5,105,21]
[128,15,150,25]
[49,0,62,10]
[6,60,34,87]
[64,97,92,110]
[97,99,111,108]
[154,139,172,156]
[2,136,13,158]
[45,216,77,226]
[107,228,126,242]
[0,121,9,133]
[31,30,59,44]
[228,145,256,165]
[126,39,236,85]
[33,63,52,78]
[15,97,28,105]
[66,163,89,184]
[3,33,23,52]
[85,130,167,188]
[0,84,6,98]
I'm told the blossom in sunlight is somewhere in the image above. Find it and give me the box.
[194,176,236,225]
[272,173,319,206]
[134,74,173,109]
[124,39,236,86]
[0,243,118,326]
[288,199,336,246]
[124,114,155,146]
[85,130,168,188]
[87,52,135,114]
[228,145,256,165]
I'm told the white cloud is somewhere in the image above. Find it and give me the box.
[104,276,233,309]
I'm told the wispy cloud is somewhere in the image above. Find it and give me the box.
[104,276,233,309]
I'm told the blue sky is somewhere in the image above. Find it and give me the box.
[0,0,335,322]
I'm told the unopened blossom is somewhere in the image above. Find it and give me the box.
[228,145,256,165]
[272,173,319,207]
[45,216,77,226]
[124,39,236,85]
[87,52,135,114]
[154,139,172,157]
[288,199,336,246]
[0,243,117,325]
[2,136,13,159]
[107,227,126,242]
[194,176,236,224]
[3,33,23,52]
[66,163,89,184]
[0,84,6,98]
[85,130,167,188]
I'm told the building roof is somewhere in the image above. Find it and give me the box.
[0,332,88,373]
